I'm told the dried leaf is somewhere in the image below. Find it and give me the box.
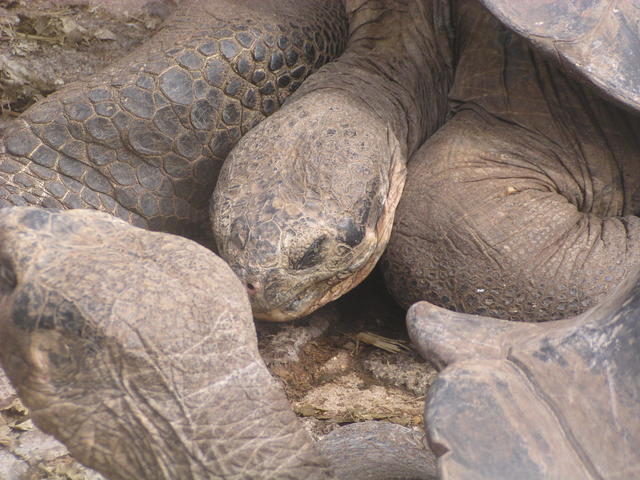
[60,16,82,35]
[11,418,34,431]
[60,16,87,44]
[354,332,410,353]
[0,395,28,416]
[294,403,322,417]
[31,15,54,36]
[39,456,87,480]
[14,14,63,44]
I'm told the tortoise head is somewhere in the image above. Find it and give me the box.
[212,90,405,321]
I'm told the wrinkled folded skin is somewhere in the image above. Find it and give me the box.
[383,0,640,321]
[407,269,640,480]
[0,207,334,480]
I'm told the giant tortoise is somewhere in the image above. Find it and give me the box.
[214,0,640,322]
[0,0,639,478]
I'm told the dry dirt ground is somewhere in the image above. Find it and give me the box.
[0,1,437,478]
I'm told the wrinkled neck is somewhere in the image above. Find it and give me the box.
[296,0,454,160]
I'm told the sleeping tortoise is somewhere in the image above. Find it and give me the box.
[213,0,640,322]
[0,0,640,478]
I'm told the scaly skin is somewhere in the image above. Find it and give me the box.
[383,0,640,320]
[0,0,347,237]
[212,0,453,320]
[0,207,438,480]
[0,207,334,480]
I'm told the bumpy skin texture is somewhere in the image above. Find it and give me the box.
[0,0,347,237]
[0,208,438,480]
[213,0,452,320]
[0,207,334,480]
[383,0,640,320]
[408,270,640,479]
[317,421,437,480]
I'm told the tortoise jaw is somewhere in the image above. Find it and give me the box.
[250,259,380,322]
[253,308,301,322]
[251,288,319,322]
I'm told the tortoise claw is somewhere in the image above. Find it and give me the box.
[407,302,537,368]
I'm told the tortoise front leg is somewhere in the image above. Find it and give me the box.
[382,0,640,321]
[383,108,640,321]
[407,268,640,479]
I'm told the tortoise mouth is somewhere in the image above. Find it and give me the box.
[253,308,306,322]
[250,259,379,322]
[251,284,322,322]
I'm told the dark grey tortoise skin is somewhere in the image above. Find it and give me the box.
[0,0,347,237]
[408,270,640,480]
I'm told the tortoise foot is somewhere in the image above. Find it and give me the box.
[408,271,640,479]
